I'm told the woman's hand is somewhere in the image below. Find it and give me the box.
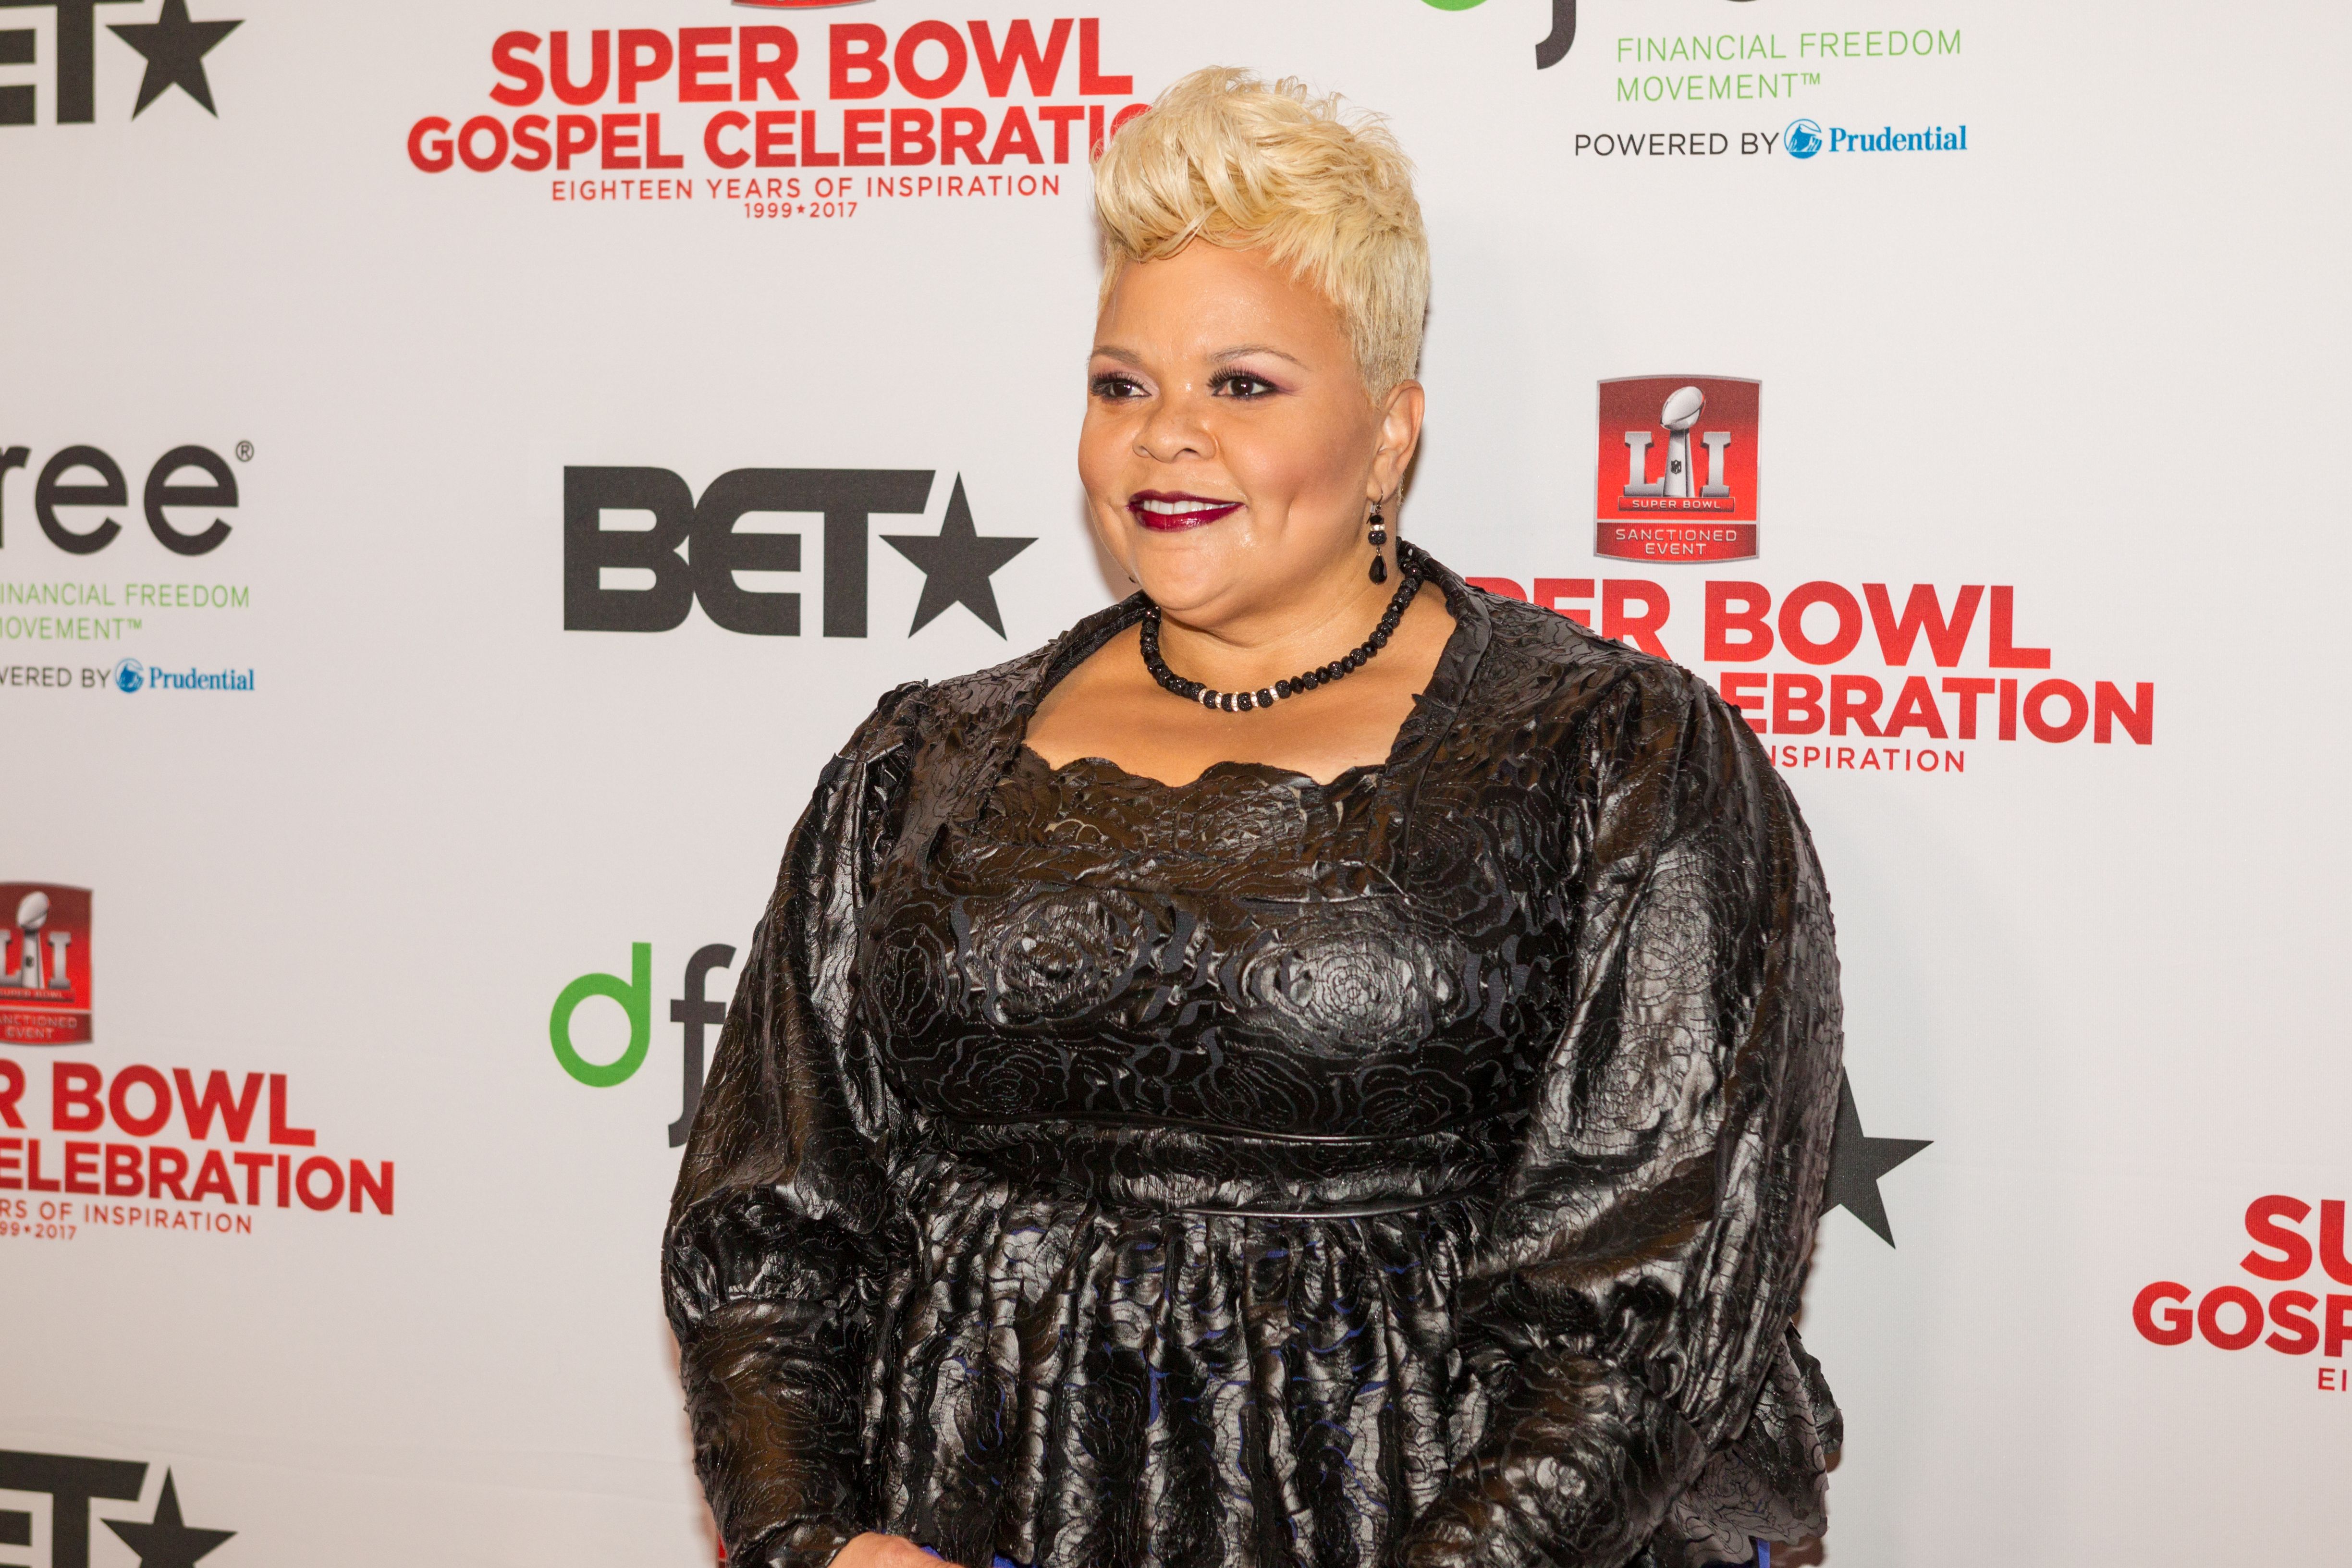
[832,1532,955,1568]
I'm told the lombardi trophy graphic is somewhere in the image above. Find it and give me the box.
[1621,385,1736,503]
[1659,384,1703,498]
[1,889,68,991]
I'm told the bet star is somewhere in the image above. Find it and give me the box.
[883,476,1034,636]
[1823,1069,1933,1247]
[105,1472,234,1568]
[109,0,241,117]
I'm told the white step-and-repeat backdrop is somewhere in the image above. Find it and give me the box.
[5,1,2346,1563]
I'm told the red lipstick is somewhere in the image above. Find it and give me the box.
[1127,491,1242,531]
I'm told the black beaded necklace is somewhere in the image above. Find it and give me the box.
[1139,546,1426,713]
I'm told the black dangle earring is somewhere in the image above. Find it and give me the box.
[1367,500,1389,584]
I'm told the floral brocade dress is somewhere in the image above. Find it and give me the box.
[664,554,1845,1568]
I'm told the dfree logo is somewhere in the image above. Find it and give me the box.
[0,1451,232,1568]
[2134,1195,2352,1391]
[565,466,1034,638]
[551,941,735,1146]
[0,885,90,1045]
[1594,376,1760,564]
[0,443,240,557]
[0,0,241,125]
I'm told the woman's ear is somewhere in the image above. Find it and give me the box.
[1371,379,1427,500]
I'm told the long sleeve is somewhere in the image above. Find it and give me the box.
[1406,665,1844,1568]
[663,685,927,1568]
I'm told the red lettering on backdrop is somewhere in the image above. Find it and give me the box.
[600,113,642,170]
[2323,1200,2352,1286]
[106,1066,171,1138]
[490,32,543,107]
[1882,676,1948,739]
[64,1141,99,1195]
[1941,677,1994,739]
[53,1063,102,1132]
[756,110,796,166]
[234,1150,272,1205]
[940,107,986,165]
[1774,674,1825,735]
[2095,682,2155,745]
[550,31,610,106]
[176,1069,261,1142]
[831,23,889,98]
[892,109,936,164]
[1037,104,1084,162]
[0,1059,23,1128]
[148,1145,190,1201]
[2133,1281,2193,1345]
[512,116,551,172]
[893,20,967,99]
[191,1149,237,1204]
[1078,18,1131,94]
[1864,583,1981,666]
[2266,1291,2320,1354]
[1829,675,1883,737]
[556,115,597,170]
[616,29,672,104]
[971,19,1071,96]
[844,107,885,164]
[2244,1195,2315,1280]
[269,1075,317,1148]
[741,27,799,101]
[990,107,1043,164]
[678,27,732,102]
[1778,582,1863,665]
[2197,1286,2264,1350]
[1988,586,2050,668]
[1706,581,1771,661]
[707,110,749,168]
[2328,1296,2352,1358]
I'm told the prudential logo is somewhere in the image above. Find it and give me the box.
[1786,117,1968,159]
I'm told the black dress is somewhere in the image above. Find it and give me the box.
[664,552,1845,1568]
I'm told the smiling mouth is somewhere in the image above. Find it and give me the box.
[1127,492,1242,531]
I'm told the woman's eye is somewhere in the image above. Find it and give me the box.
[1212,371,1279,400]
[1090,373,1145,399]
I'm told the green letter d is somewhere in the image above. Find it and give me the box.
[550,943,651,1087]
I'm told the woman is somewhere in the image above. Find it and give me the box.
[665,68,1842,1568]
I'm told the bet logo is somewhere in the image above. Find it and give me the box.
[1786,119,1824,159]
[564,466,1033,639]
[0,0,243,126]
[0,1449,233,1568]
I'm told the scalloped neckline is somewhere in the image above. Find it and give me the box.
[1013,742,1387,796]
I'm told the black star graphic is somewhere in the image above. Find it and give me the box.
[110,0,242,117]
[1823,1069,1932,1247]
[106,1472,234,1568]
[882,476,1034,636]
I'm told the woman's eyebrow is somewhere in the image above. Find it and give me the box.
[1213,344,1307,368]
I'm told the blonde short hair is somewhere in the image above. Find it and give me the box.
[1092,67,1430,401]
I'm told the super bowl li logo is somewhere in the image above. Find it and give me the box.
[1594,376,1760,564]
[0,884,91,1046]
